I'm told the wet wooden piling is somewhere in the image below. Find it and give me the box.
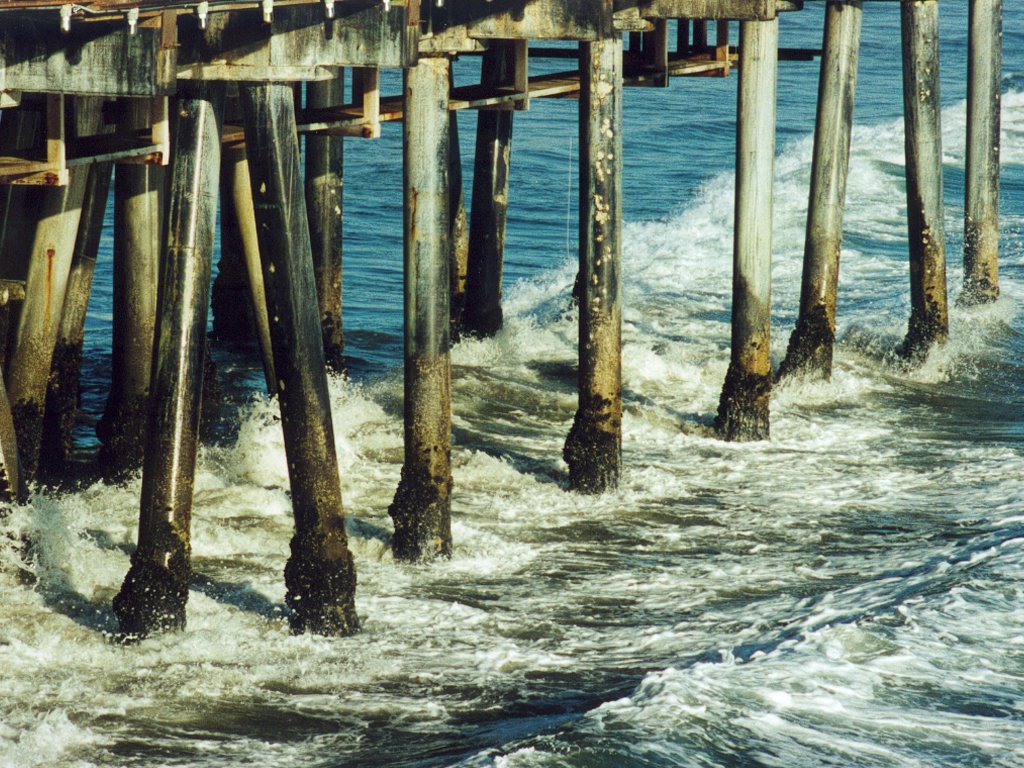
[463,42,516,340]
[961,0,1002,306]
[223,145,276,393]
[779,0,862,382]
[113,82,225,639]
[240,81,359,634]
[389,55,453,559]
[715,18,778,442]
[5,170,87,480]
[448,110,470,341]
[43,162,113,473]
[564,33,623,493]
[305,73,347,373]
[900,0,948,361]
[98,104,164,478]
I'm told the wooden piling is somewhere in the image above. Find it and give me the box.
[462,42,515,339]
[778,1,862,382]
[961,0,1002,306]
[448,110,470,342]
[389,55,453,560]
[224,145,277,393]
[239,81,358,635]
[715,19,778,442]
[113,82,225,639]
[42,162,113,474]
[5,170,87,481]
[98,105,165,478]
[305,73,347,373]
[563,34,623,493]
[900,0,948,360]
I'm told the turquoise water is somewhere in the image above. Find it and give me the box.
[4,3,1024,766]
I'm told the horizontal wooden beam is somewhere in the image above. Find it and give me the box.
[617,0,804,21]
[177,1,417,79]
[0,14,175,96]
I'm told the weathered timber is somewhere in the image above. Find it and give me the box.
[42,162,112,475]
[961,0,1002,306]
[98,102,165,479]
[113,82,225,639]
[715,18,777,441]
[463,42,516,339]
[0,15,174,96]
[619,0,786,21]
[900,0,947,361]
[564,33,623,493]
[778,0,861,382]
[429,0,609,47]
[448,111,470,341]
[211,150,257,344]
[305,73,346,374]
[223,145,277,393]
[239,81,358,635]
[4,170,87,480]
[177,3,416,81]
[389,55,453,560]
[0,360,24,504]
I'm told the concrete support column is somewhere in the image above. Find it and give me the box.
[564,34,623,493]
[240,81,359,635]
[715,19,778,441]
[389,56,453,560]
[961,0,1002,306]
[305,73,346,373]
[463,42,515,339]
[900,0,948,360]
[779,1,862,382]
[113,82,225,639]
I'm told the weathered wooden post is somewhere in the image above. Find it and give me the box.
[961,0,1002,306]
[715,18,778,441]
[563,32,623,493]
[462,42,515,339]
[223,145,276,393]
[98,103,165,478]
[389,55,453,559]
[5,170,87,480]
[239,81,359,634]
[43,162,113,473]
[900,0,948,360]
[778,1,862,381]
[449,111,470,341]
[305,72,346,373]
[113,82,225,638]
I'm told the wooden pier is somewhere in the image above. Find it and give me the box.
[0,0,1004,638]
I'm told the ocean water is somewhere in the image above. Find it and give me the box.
[4,2,1024,766]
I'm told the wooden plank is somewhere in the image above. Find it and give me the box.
[0,15,174,95]
[177,1,417,79]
